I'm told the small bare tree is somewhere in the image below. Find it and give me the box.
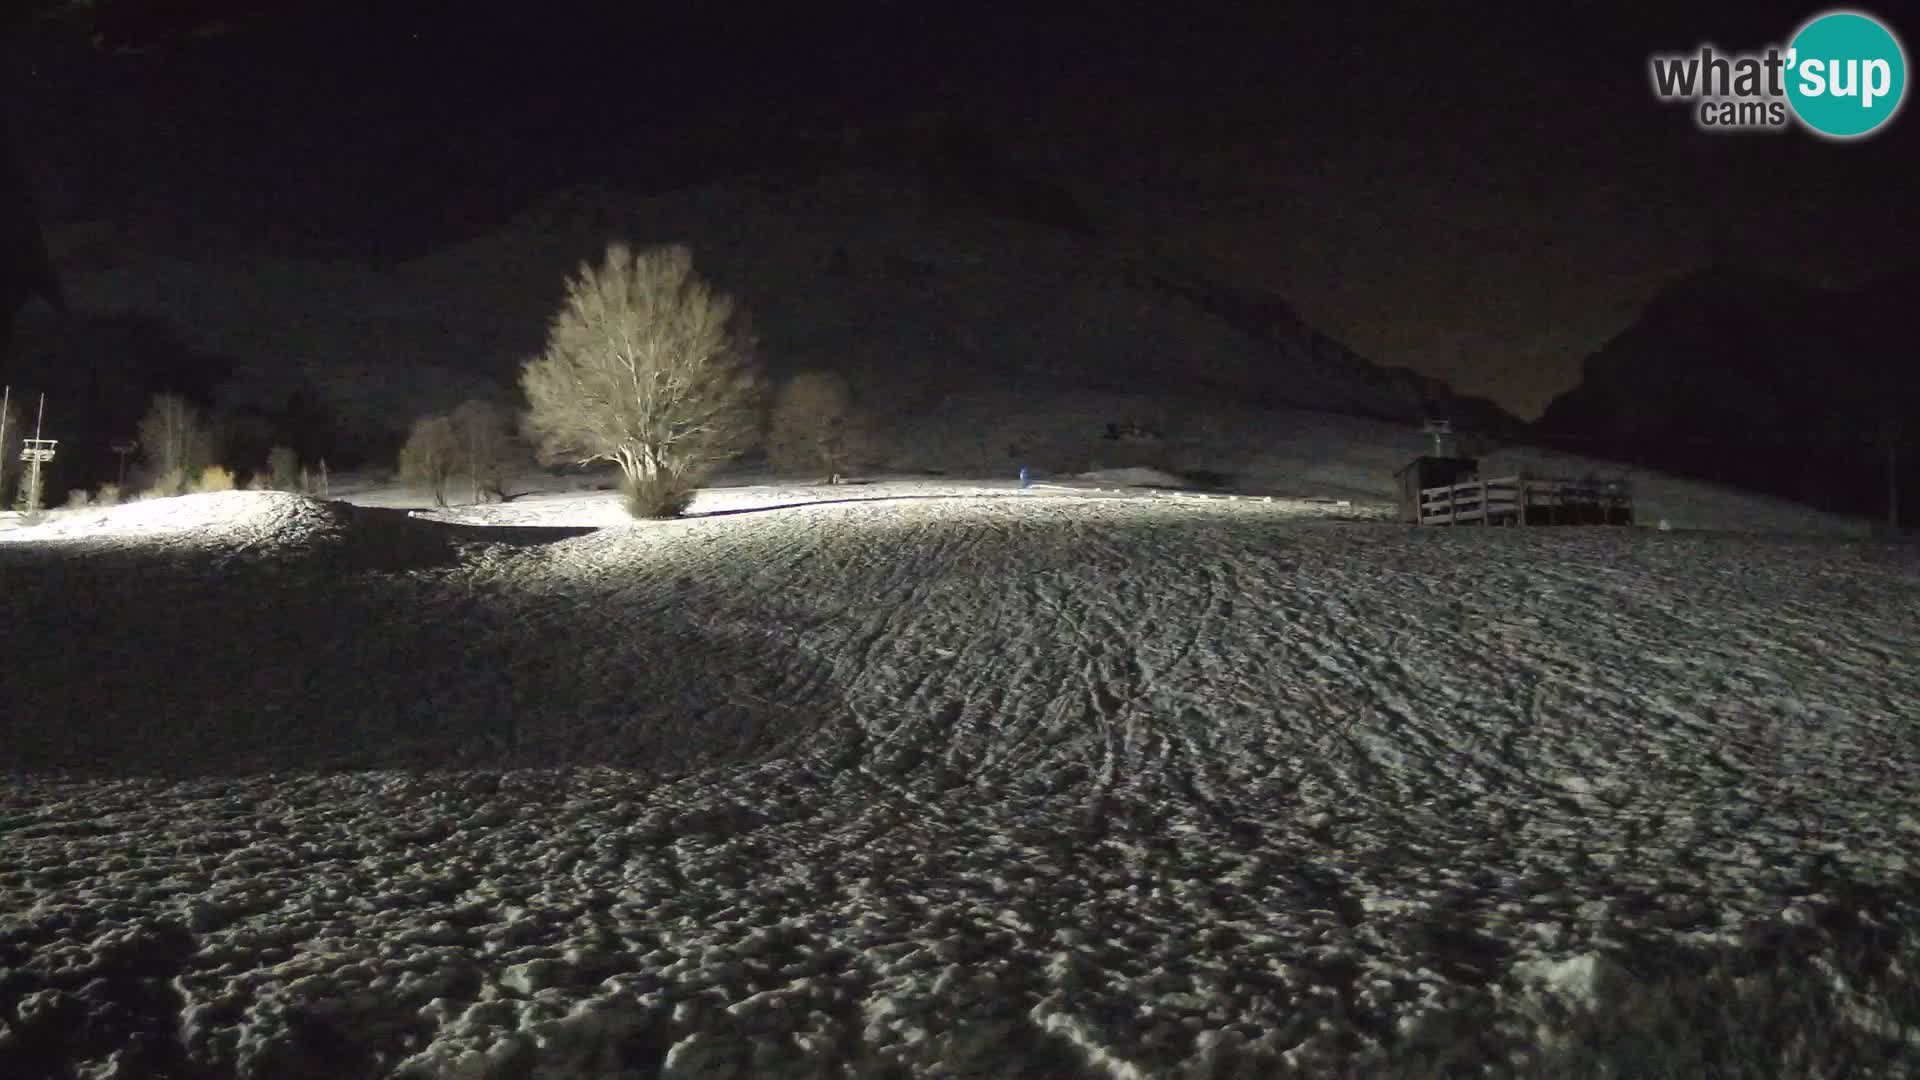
[449,399,517,503]
[266,445,301,491]
[520,243,763,517]
[195,464,236,492]
[767,370,867,483]
[135,394,214,496]
[397,415,460,507]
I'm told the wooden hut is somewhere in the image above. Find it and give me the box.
[1393,456,1480,523]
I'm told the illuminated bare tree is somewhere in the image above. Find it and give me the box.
[520,244,762,517]
[397,415,459,507]
[449,398,516,503]
[767,370,867,483]
[135,393,213,495]
[266,445,300,491]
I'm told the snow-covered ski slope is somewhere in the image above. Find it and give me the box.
[2,481,1917,1077]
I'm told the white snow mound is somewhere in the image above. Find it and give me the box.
[0,491,348,545]
[0,483,1915,1078]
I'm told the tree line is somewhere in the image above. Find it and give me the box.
[8,242,872,517]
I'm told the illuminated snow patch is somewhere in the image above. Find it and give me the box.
[0,491,345,544]
[1511,952,1630,1011]
[0,480,1913,1077]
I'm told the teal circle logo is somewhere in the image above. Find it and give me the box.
[1786,10,1907,138]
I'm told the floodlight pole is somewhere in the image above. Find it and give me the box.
[29,394,41,515]
[29,394,45,514]
[0,385,9,501]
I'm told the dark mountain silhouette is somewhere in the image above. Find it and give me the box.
[1123,255,1520,438]
[20,127,1517,491]
[6,0,1520,490]
[385,158,1521,453]
[1535,267,1919,525]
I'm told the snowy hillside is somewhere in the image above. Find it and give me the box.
[865,389,1875,538]
[2,482,1917,1077]
[34,171,1509,463]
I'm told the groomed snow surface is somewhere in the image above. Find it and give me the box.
[3,479,1918,1077]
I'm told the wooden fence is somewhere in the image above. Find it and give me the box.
[1418,472,1633,527]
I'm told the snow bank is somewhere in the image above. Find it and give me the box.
[2,488,1916,1077]
[0,491,346,545]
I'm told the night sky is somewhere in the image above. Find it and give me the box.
[3,0,1916,419]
